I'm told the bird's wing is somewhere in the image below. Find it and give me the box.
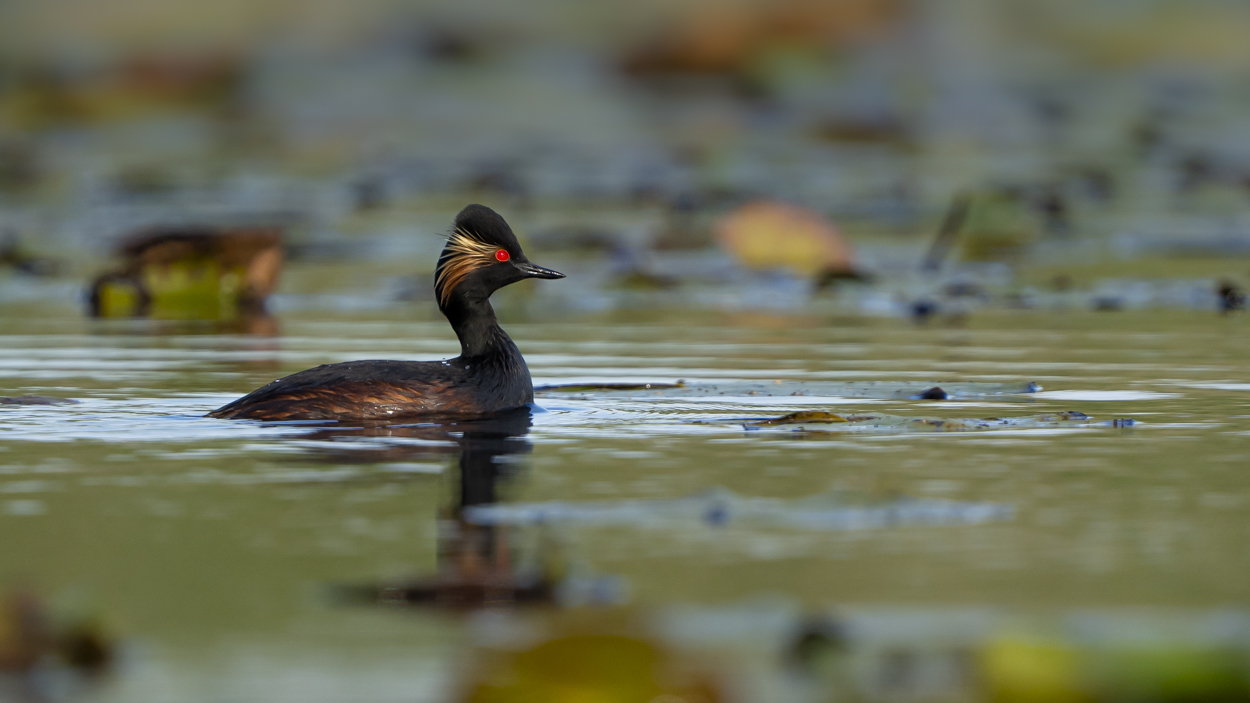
[208,362,470,421]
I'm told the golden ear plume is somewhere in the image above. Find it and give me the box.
[435,228,499,306]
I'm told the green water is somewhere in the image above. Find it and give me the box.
[2,297,1249,701]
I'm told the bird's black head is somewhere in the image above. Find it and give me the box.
[434,204,564,309]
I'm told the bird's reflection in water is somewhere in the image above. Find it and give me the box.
[310,408,557,609]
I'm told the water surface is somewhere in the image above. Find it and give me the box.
[2,301,1248,700]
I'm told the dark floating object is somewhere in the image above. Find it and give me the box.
[785,615,849,671]
[1032,184,1071,235]
[910,299,939,322]
[88,225,283,321]
[1217,280,1245,314]
[0,395,80,405]
[913,387,949,400]
[703,501,730,526]
[534,382,685,393]
[1093,296,1124,312]
[209,205,565,421]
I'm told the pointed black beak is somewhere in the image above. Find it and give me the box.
[516,262,565,280]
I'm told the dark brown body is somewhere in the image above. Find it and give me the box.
[208,204,562,422]
[208,329,533,421]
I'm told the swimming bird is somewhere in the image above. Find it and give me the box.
[208,204,564,421]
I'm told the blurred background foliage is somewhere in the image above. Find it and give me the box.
[1,0,1249,322]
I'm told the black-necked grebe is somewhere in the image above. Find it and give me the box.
[208,204,563,421]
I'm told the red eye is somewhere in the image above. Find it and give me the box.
[495,249,510,262]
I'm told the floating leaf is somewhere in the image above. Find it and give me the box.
[749,411,849,426]
[714,201,855,277]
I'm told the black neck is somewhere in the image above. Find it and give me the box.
[443,296,513,359]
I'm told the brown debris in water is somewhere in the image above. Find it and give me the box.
[750,411,850,426]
